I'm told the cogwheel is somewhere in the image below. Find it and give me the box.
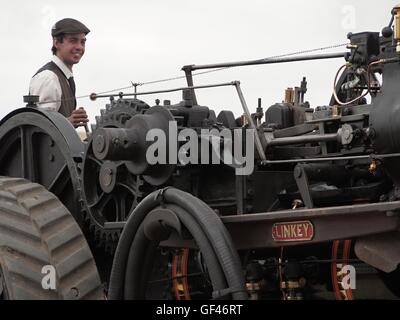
[81,98,155,254]
[93,97,150,130]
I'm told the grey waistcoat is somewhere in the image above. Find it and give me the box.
[33,61,76,117]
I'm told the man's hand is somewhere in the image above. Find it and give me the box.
[68,107,89,128]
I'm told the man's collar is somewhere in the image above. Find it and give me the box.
[52,55,73,79]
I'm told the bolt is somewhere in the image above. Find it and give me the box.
[48,154,54,162]
[368,128,376,139]
[379,195,388,202]
[94,135,106,153]
[112,138,120,146]
[70,287,79,298]
[101,168,113,187]
[387,211,395,217]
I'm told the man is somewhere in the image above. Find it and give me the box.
[29,18,89,128]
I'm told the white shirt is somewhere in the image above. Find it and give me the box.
[29,55,74,111]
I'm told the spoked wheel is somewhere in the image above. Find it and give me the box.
[331,239,399,300]
[0,176,103,300]
[81,139,152,252]
[144,248,212,300]
[81,98,153,253]
[84,160,138,225]
[0,108,84,225]
[331,240,354,300]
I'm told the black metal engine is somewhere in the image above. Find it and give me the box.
[1,5,400,300]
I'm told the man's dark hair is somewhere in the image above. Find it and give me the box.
[51,34,65,55]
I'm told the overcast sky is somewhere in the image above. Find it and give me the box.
[0,0,396,127]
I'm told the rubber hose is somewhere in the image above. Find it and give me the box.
[163,190,247,299]
[108,190,161,299]
[124,224,154,299]
[167,204,227,293]
[137,241,158,298]
[109,188,247,300]
[183,192,243,278]
[124,204,226,299]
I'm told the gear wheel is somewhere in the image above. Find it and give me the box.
[93,98,150,130]
[82,98,154,253]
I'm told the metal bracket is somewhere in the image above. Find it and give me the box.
[234,82,267,162]
[355,232,400,273]
[143,208,183,241]
[294,164,314,208]
[182,65,198,105]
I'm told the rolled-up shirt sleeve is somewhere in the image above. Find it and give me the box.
[29,70,62,111]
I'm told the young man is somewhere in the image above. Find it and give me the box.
[29,18,90,128]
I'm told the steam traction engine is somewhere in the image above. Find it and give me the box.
[1,5,400,300]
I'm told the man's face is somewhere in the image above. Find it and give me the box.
[54,33,86,67]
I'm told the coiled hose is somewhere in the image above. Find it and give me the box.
[108,188,247,300]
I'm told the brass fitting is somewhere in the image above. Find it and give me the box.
[246,282,261,291]
[292,199,303,210]
[369,160,378,174]
[281,278,306,289]
[241,114,249,127]
[394,4,400,53]
[332,105,341,117]
[281,281,300,289]
[284,88,294,104]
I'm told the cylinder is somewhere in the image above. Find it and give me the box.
[92,128,142,161]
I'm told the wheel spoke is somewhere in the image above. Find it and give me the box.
[20,126,36,181]
[116,182,138,221]
[90,191,113,212]
[48,164,70,196]
[118,181,137,196]
[0,131,19,167]
[116,194,126,222]
[88,154,103,167]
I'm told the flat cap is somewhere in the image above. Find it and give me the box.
[51,18,90,37]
